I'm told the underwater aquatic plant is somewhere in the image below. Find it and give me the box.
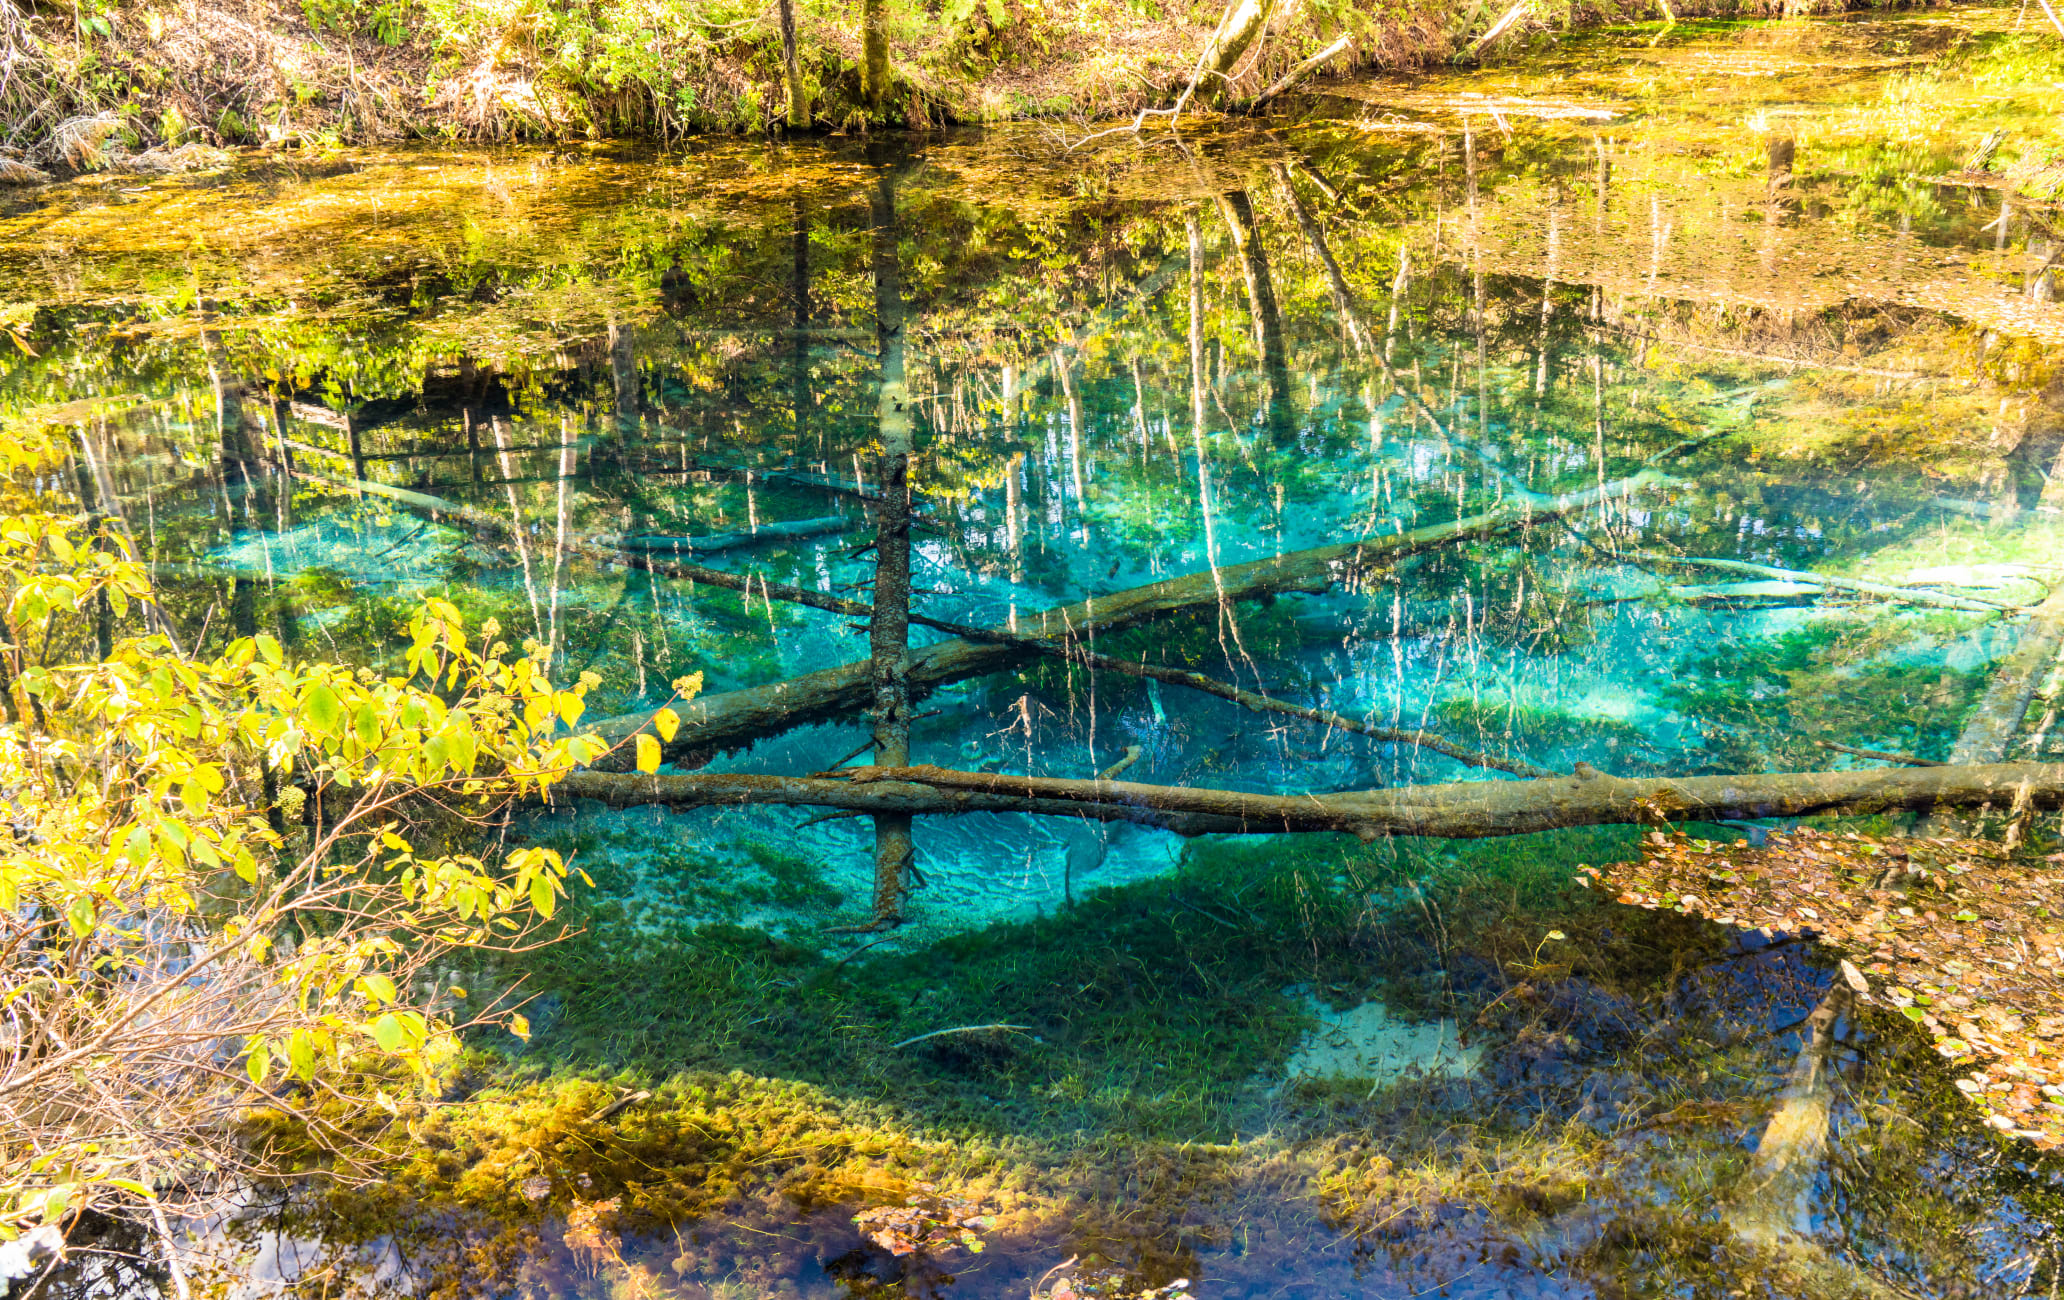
[851,1185,997,1257]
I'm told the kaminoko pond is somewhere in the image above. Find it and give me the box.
[7,5,2064,1297]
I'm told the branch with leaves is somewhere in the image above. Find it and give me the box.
[0,423,621,1240]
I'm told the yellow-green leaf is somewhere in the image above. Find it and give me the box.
[304,684,343,737]
[635,733,661,774]
[372,1013,403,1052]
[530,872,556,919]
[509,1012,531,1041]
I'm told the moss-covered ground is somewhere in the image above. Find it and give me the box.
[236,814,2064,1298]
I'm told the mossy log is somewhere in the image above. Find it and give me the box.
[555,760,2064,842]
[583,471,1674,765]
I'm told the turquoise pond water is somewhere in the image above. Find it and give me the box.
[7,5,2064,1295]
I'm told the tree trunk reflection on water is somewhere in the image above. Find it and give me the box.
[792,189,812,456]
[1214,189,1294,439]
[866,157,917,928]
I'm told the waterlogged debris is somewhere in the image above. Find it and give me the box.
[852,1187,995,1257]
[1590,828,2064,1147]
[1033,1258,1191,1300]
[1326,83,1624,122]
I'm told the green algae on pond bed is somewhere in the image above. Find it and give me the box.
[236,825,2064,1299]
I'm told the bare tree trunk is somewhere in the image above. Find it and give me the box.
[865,161,916,927]
[1952,586,2064,765]
[778,0,809,129]
[1275,163,1369,355]
[494,417,543,641]
[792,192,812,449]
[1724,970,1907,1299]
[1734,977,1855,1246]
[1197,0,1278,105]
[1385,245,1411,362]
[559,760,2064,842]
[1185,211,1230,612]
[862,0,889,109]
[547,419,577,666]
[1056,348,1086,505]
[608,317,638,434]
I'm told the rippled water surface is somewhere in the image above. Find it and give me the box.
[8,6,2064,1296]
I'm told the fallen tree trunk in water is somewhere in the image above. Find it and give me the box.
[583,471,1674,765]
[599,515,854,556]
[1626,551,2023,614]
[272,468,1545,777]
[971,634,1554,778]
[555,760,2064,841]
[1951,584,2064,764]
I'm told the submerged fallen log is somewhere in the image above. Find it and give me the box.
[584,471,1674,764]
[1627,551,2023,614]
[1951,585,2064,765]
[556,760,2064,842]
[597,515,855,556]
[290,468,882,623]
[966,633,1554,778]
[273,468,1540,776]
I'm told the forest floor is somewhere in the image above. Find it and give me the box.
[0,0,1920,172]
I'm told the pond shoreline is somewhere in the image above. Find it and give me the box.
[1,0,1939,179]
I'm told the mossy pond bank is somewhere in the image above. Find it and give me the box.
[6,6,2064,1296]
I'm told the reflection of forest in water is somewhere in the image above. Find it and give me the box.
[8,7,2064,1296]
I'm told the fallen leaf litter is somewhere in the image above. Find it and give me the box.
[1590,827,2064,1149]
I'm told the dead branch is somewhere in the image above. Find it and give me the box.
[599,515,854,556]
[985,629,1554,777]
[1814,740,1941,768]
[1468,0,1532,56]
[2039,0,2064,40]
[887,1023,1034,1049]
[1240,33,1353,114]
[1626,551,2026,614]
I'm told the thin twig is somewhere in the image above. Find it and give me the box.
[888,1023,1035,1050]
[1815,740,1943,768]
